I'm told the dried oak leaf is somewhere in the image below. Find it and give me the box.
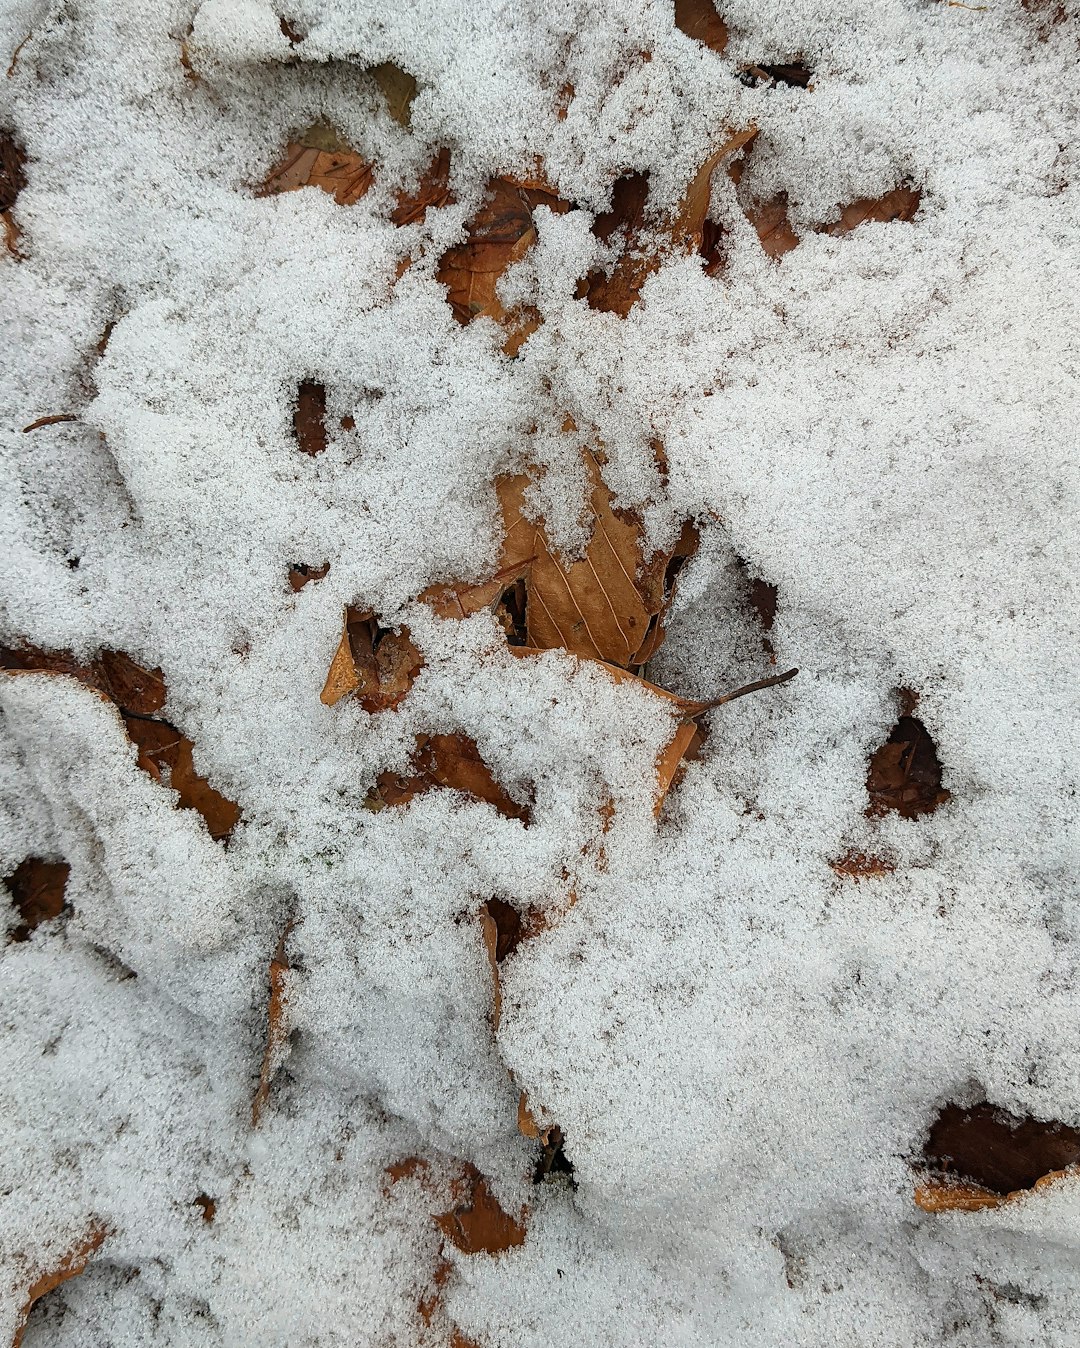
[391,148,454,226]
[370,62,417,127]
[425,454,699,670]
[123,718,241,841]
[740,62,813,88]
[320,607,424,711]
[257,123,373,206]
[823,186,921,236]
[1,129,27,258]
[13,1225,109,1348]
[436,1166,527,1254]
[252,919,294,1127]
[915,1102,1080,1213]
[4,858,70,942]
[371,733,531,822]
[866,712,949,820]
[435,174,570,349]
[829,851,895,881]
[673,0,728,52]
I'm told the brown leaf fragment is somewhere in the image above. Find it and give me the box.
[391,148,455,225]
[866,711,949,820]
[252,919,294,1127]
[435,178,544,328]
[370,62,417,128]
[533,1124,575,1185]
[194,1193,216,1223]
[823,186,921,236]
[123,716,241,840]
[921,1101,1080,1196]
[5,858,70,942]
[518,1091,541,1139]
[371,734,529,821]
[288,561,330,591]
[740,62,813,88]
[0,644,166,716]
[320,607,423,711]
[13,1225,109,1348]
[436,1166,527,1254]
[22,414,77,432]
[673,0,728,52]
[258,125,373,206]
[279,15,304,44]
[1,129,27,257]
[1022,0,1068,31]
[480,897,525,1029]
[293,380,327,457]
[829,851,895,880]
[746,193,800,260]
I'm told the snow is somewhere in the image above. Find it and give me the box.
[1,0,1079,1344]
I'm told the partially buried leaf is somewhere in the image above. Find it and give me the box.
[866,711,949,819]
[252,919,294,1126]
[435,1166,527,1254]
[370,62,417,128]
[288,561,330,591]
[13,1226,109,1348]
[257,124,373,206]
[673,0,728,52]
[320,607,423,712]
[1,129,27,258]
[293,380,327,457]
[371,733,531,822]
[823,186,921,235]
[4,858,70,942]
[123,717,241,841]
[391,148,455,226]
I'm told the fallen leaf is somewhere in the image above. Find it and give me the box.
[823,186,921,236]
[252,919,294,1127]
[745,193,800,260]
[533,1123,575,1185]
[257,124,374,206]
[479,897,526,1030]
[294,380,327,457]
[371,733,531,822]
[436,1166,527,1254]
[829,851,895,880]
[288,561,330,591]
[320,607,423,712]
[122,717,242,841]
[4,858,70,942]
[13,1225,109,1348]
[1,129,27,258]
[866,711,949,820]
[194,1193,216,1223]
[391,148,454,226]
[518,1091,541,1139]
[370,62,417,128]
[920,1101,1080,1197]
[739,62,813,88]
[673,0,728,52]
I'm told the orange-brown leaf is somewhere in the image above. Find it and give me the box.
[823,186,921,236]
[673,0,728,51]
[13,1226,109,1348]
[320,608,423,711]
[4,858,70,942]
[436,1167,527,1254]
[294,380,327,456]
[123,717,241,841]
[829,851,895,880]
[252,919,294,1126]
[391,149,454,226]
[371,733,530,822]
[258,125,374,206]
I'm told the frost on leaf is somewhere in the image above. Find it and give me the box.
[673,0,728,52]
[369,734,531,822]
[320,607,423,711]
[257,124,374,206]
[13,1225,109,1348]
[915,1102,1080,1212]
[0,645,241,841]
[252,919,294,1127]
[435,1166,527,1254]
[391,149,455,226]
[4,858,70,942]
[866,694,949,820]
[1,129,27,258]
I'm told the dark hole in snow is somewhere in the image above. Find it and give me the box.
[5,858,71,942]
[534,1125,576,1186]
[923,1102,1080,1194]
[294,381,327,457]
[866,706,949,820]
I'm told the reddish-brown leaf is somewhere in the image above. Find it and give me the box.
[673,0,728,52]
[436,1167,527,1254]
[829,851,895,881]
[194,1193,216,1223]
[13,1226,109,1348]
[922,1102,1080,1195]
[294,380,327,457]
[1,129,27,258]
[391,149,455,226]
[4,858,70,942]
[320,607,423,712]
[257,124,374,206]
[123,717,241,841]
[288,561,330,592]
[745,193,800,260]
[371,734,531,822]
[823,186,921,236]
[866,712,949,820]
[252,919,294,1127]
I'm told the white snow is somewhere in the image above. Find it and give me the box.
[1,0,1079,1344]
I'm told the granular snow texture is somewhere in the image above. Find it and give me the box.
[1,0,1079,1345]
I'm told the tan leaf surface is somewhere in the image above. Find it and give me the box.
[13,1225,109,1348]
[370,62,417,127]
[915,1168,1075,1214]
[673,0,729,51]
[320,607,423,711]
[258,124,374,206]
[435,1166,527,1254]
[252,919,294,1127]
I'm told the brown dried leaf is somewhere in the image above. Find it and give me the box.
[370,62,417,128]
[372,733,531,822]
[258,125,374,206]
[288,561,330,591]
[435,1166,527,1254]
[921,1101,1080,1195]
[740,62,813,88]
[252,919,294,1127]
[823,186,921,236]
[4,858,70,942]
[1,129,27,258]
[22,414,77,433]
[123,717,242,841]
[866,713,949,820]
[320,607,423,711]
[13,1225,109,1348]
[746,193,800,260]
[391,148,455,226]
[294,380,327,457]
[829,851,895,881]
[673,0,728,51]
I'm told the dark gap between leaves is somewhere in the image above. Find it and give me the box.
[923,1102,1080,1194]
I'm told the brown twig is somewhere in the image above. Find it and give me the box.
[707,666,798,708]
[23,414,77,432]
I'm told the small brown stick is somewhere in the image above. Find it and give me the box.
[23,414,77,432]
[707,666,797,709]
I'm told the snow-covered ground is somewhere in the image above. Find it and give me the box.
[1,1,1079,1344]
